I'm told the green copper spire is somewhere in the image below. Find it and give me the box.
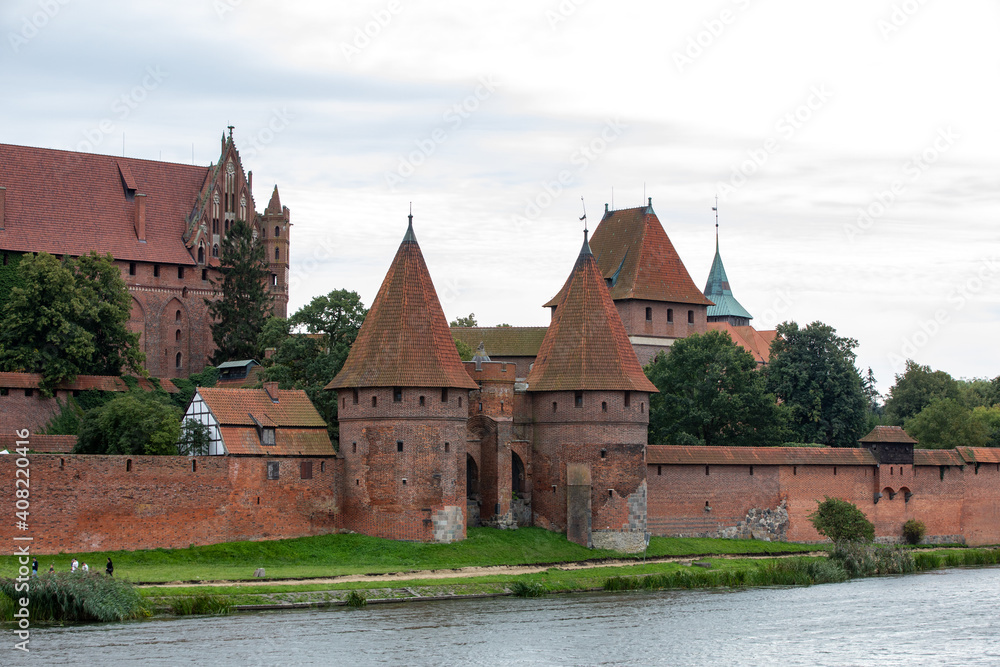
[703,207,752,322]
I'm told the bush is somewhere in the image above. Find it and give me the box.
[510,581,547,598]
[0,571,147,622]
[808,497,875,543]
[344,590,367,608]
[902,519,926,545]
[831,542,915,577]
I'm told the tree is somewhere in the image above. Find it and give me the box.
[808,497,875,543]
[449,313,477,327]
[288,289,367,349]
[904,398,988,449]
[765,321,867,446]
[73,392,182,455]
[971,405,1000,447]
[0,251,144,395]
[883,360,961,425]
[177,418,212,456]
[645,330,788,446]
[455,339,474,361]
[207,220,273,364]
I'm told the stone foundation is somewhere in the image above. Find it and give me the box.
[432,506,465,543]
[592,530,647,553]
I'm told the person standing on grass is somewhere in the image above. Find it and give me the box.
[31,558,38,577]
[106,557,114,577]
[82,562,89,572]
[71,558,78,572]
[48,563,54,574]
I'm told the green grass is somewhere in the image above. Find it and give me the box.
[0,528,822,584]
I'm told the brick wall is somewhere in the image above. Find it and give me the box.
[0,453,338,555]
[0,389,68,434]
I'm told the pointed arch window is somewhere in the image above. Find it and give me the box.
[274,226,281,238]
[175,352,183,369]
[197,246,205,264]
[212,244,219,258]
[274,247,280,261]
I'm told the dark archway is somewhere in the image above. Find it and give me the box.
[512,451,525,496]
[466,454,479,500]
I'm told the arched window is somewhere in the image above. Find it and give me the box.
[175,352,182,369]
[274,226,280,237]
[175,310,181,322]
[274,247,280,261]
[212,245,219,258]
[175,329,181,341]
[197,246,205,264]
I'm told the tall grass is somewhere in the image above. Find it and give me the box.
[168,594,230,616]
[0,572,148,622]
[913,549,1000,571]
[604,558,849,592]
[831,542,915,577]
[510,581,547,597]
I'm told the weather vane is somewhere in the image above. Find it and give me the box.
[580,196,587,233]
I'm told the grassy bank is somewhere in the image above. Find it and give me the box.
[0,528,822,584]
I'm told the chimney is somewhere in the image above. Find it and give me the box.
[134,193,147,241]
[248,170,252,193]
[0,186,5,229]
[263,381,279,402]
[264,347,276,360]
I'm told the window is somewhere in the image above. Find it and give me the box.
[352,388,359,404]
[275,247,280,261]
[153,264,160,277]
[575,391,583,408]
[275,226,280,237]
[352,442,357,453]
[657,465,662,476]
[749,466,754,476]
[441,388,448,402]
[267,461,280,480]
[602,401,607,412]
[212,219,218,234]
[0,388,7,396]
[419,395,425,406]
[552,401,557,413]
[705,466,710,475]
[271,274,277,286]
[445,442,450,453]
[372,396,377,407]
[261,428,275,446]
[175,352,182,369]
[688,310,694,324]
[600,449,606,459]
[24,388,33,397]
[202,269,207,281]
[129,262,136,275]
[212,244,219,257]
[645,307,652,321]
[178,266,185,279]
[175,329,181,341]
[478,402,483,412]
[397,441,403,452]
[175,310,181,322]
[192,460,197,473]
[458,396,462,407]
[393,387,403,402]
[197,246,204,264]
[624,391,631,407]
[126,459,132,472]
[300,462,313,480]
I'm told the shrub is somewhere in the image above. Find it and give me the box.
[0,571,147,622]
[344,590,367,608]
[510,581,547,598]
[831,542,914,577]
[902,519,926,545]
[808,497,875,543]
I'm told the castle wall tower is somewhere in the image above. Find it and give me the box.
[326,215,478,543]
[528,230,658,550]
[261,186,290,318]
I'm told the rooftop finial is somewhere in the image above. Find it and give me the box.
[403,203,417,243]
[408,201,413,226]
[579,196,588,235]
[227,125,234,139]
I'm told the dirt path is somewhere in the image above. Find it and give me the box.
[140,552,828,589]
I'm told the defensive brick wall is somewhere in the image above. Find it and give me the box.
[0,453,338,555]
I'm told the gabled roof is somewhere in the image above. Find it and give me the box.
[196,387,327,427]
[326,216,477,390]
[647,445,877,466]
[704,234,753,320]
[527,232,658,393]
[218,360,260,370]
[859,425,918,444]
[706,322,776,364]
[0,143,209,265]
[545,200,712,307]
[450,327,547,357]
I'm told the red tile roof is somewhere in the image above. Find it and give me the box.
[647,445,877,466]
[450,327,547,358]
[527,234,658,393]
[197,387,328,427]
[0,372,178,392]
[545,203,712,307]
[913,450,965,466]
[707,322,776,364]
[956,447,1000,464]
[859,425,918,444]
[0,434,77,453]
[0,143,208,265]
[218,427,333,456]
[326,218,477,390]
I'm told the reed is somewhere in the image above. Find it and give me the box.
[510,581,547,598]
[168,594,231,616]
[344,590,367,608]
[0,572,147,622]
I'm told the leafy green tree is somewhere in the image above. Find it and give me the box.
[177,418,212,456]
[449,313,477,327]
[904,398,988,449]
[971,405,1000,447]
[73,392,182,455]
[883,360,961,425]
[207,220,273,365]
[809,497,875,543]
[645,330,788,446]
[0,251,144,395]
[288,289,367,350]
[455,339,474,361]
[957,377,998,410]
[765,321,868,446]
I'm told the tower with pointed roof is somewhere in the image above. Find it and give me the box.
[528,229,658,548]
[546,198,714,366]
[326,214,478,543]
[704,226,752,327]
[261,185,290,318]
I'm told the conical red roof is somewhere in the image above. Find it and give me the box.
[266,185,282,213]
[527,233,658,393]
[544,201,712,307]
[326,218,477,390]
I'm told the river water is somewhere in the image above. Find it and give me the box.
[6,566,1000,666]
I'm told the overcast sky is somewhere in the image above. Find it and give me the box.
[2,0,998,394]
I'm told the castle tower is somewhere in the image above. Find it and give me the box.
[326,214,478,543]
[527,230,658,549]
[261,186,290,318]
[703,227,752,327]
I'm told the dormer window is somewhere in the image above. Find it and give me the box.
[262,427,275,446]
